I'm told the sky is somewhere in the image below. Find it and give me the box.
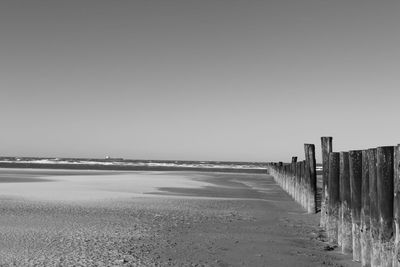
[0,0,399,162]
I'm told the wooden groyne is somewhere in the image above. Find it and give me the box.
[267,136,400,266]
[267,144,318,214]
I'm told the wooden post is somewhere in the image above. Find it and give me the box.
[290,157,297,198]
[297,161,301,207]
[340,151,352,254]
[327,152,340,244]
[394,145,400,267]
[287,163,291,194]
[350,150,362,262]
[287,164,290,193]
[303,155,310,211]
[300,161,306,209]
[282,164,285,191]
[283,164,287,192]
[286,163,290,192]
[288,163,291,196]
[361,150,371,266]
[377,146,394,266]
[368,148,380,267]
[293,162,299,202]
[321,137,333,228]
[305,144,317,213]
[299,161,303,208]
[302,160,307,210]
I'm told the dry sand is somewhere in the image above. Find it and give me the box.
[0,169,358,266]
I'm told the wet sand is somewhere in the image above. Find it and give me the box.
[0,169,357,266]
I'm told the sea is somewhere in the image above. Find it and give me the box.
[0,157,268,173]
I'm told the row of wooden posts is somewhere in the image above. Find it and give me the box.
[266,144,318,214]
[267,137,400,267]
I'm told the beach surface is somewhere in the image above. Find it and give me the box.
[0,169,357,266]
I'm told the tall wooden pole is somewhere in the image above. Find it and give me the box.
[294,162,298,204]
[361,150,371,266]
[350,150,362,262]
[340,151,352,254]
[290,157,297,198]
[300,161,305,209]
[305,144,317,213]
[377,146,394,267]
[368,148,380,266]
[321,137,333,228]
[327,152,340,244]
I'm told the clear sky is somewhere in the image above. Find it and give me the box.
[1,1,399,162]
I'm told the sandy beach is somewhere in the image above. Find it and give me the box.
[0,169,357,266]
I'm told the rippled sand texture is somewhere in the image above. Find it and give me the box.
[0,169,357,266]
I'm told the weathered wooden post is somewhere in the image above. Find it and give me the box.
[291,157,297,197]
[377,146,394,266]
[305,144,317,213]
[283,164,287,192]
[299,161,303,208]
[303,156,310,211]
[350,150,362,262]
[302,160,307,210]
[297,161,301,206]
[278,162,282,187]
[368,148,380,267]
[394,145,400,267]
[288,163,291,196]
[287,163,291,194]
[340,151,352,254]
[283,163,285,188]
[286,163,290,192]
[327,152,340,243]
[300,161,306,209]
[300,161,304,204]
[294,162,299,203]
[321,137,333,228]
[272,163,278,186]
[298,161,302,205]
[361,150,371,267]
[338,163,343,250]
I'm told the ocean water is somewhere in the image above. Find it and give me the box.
[0,157,268,173]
